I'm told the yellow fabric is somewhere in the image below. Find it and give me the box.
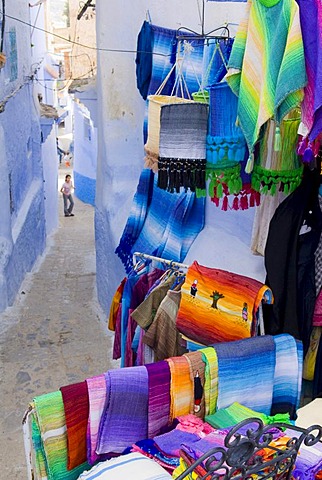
[172,458,198,479]
[201,347,218,416]
[166,356,193,421]
[108,284,123,331]
[303,327,322,381]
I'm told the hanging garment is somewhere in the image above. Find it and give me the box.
[157,102,209,194]
[206,82,251,209]
[96,367,149,454]
[264,168,322,355]
[201,38,234,88]
[146,361,171,438]
[135,21,154,101]
[108,278,126,331]
[313,292,322,327]
[214,335,276,415]
[60,382,89,470]
[296,0,322,140]
[32,391,89,480]
[251,114,303,196]
[142,290,184,362]
[226,0,306,171]
[176,261,272,346]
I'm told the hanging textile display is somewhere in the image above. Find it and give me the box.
[176,261,272,346]
[251,113,303,196]
[157,101,209,194]
[226,0,306,173]
[296,0,322,141]
[206,81,257,209]
[200,38,234,89]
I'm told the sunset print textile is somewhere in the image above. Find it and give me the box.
[176,261,272,345]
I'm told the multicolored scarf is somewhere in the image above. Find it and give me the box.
[166,355,194,420]
[97,367,149,454]
[271,334,303,419]
[214,335,276,415]
[226,0,306,171]
[146,361,171,438]
[60,381,89,470]
[176,261,272,345]
[183,351,206,419]
[296,0,322,141]
[33,391,88,480]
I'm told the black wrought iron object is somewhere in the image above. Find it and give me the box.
[175,417,322,480]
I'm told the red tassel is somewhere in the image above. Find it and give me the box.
[222,195,229,211]
[232,196,239,210]
[211,196,220,207]
[240,194,248,210]
[255,191,261,206]
[249,192,255,208]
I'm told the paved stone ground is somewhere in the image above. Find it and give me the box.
[0,166,118,479]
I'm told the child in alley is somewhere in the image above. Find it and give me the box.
[60,174,75,217]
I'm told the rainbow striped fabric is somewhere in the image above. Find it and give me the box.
[226,0,306,159]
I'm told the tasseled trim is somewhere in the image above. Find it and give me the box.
[207,163,243,199]
[251,165,304,196]
[144,147,159,173]
[157,157,206,194]
[210,182,260,211]
[206,134,247,166]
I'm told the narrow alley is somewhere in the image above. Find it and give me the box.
[0,166,116,479]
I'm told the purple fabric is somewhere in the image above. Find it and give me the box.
[96,366,149,454]
[146,361,171,438]
[285,428,322,480]
[297,0,322,140]
[153,429,200,457]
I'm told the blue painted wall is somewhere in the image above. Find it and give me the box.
[74,171,96,206]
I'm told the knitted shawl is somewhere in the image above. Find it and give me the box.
[226,0,306,169]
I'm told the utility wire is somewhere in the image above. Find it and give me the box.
[0,10,171,57]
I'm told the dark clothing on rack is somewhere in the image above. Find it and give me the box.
[264,168,322,356]
[135,21,154,100]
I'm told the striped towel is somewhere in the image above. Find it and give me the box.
[34,391,88,480]
[77,452,172,479]
[30,408,48,480]
[166,355,194,421]
[200,347,218,416]
[214,335,276,415]
[271,334,303,420]
[176,261,272,345]
[60,382,89,470]
[85,375,108,465]
[97,367,149,454]
[226,0,306,163]
[146,361,171,438]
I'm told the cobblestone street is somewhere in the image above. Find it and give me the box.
[0,167,117,479]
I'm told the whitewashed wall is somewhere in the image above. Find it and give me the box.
[95,0,265,313]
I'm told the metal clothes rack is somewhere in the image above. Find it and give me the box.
[176,0,230,41]
[132,252,189,269]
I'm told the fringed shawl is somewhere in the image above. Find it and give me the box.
[226,0,306,162]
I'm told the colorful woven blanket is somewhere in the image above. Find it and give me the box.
[176,261,272,345]
[97,367,149,454]
[146,361,171,438]
[271,334,303,419]
[214,335,276,415]
[33,391,88,480]
[226,0,306,169]
[166,355,194,420]
[85,375,108,465]
[297,0,322,141]
[200,347,218,416]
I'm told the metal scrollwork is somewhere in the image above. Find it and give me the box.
[175,418,322,480]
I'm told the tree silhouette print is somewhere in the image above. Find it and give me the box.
[210,290,225,309]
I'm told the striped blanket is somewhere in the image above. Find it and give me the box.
[271,334,303,420]
[176,261,272,345]
[201,347,218,416]
[97,367,149,454]
[146,361,171,438]
[166,355,194,420]
[226,0,306,164]
[32,391,88,480]
[85,375,108,465]
[214,335,276,415]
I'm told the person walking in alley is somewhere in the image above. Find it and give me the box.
[60,174,75,217]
